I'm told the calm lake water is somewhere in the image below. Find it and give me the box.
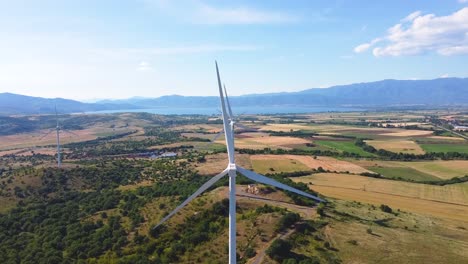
[86,106,364,115]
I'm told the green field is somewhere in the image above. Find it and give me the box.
[420,143,468,154]
[369,167,440,181]
[315,140,374,157]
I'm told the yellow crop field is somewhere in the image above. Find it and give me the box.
[258,123,312,132]
[365,140,425,154]
[355,160,468,179]
[251,157,309,174]
[216,134,311,150]
[252,154,370,174]
[293,173,468,222]
[379,130,433,137]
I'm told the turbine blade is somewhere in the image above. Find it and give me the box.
[216,62,229,129]
[153,168,229,229]
[237,166,325,203]
[211,130,224,142]
[224,84,234,119]
[39,129,54,140]
[62,129,78,137]
[215,61,235,163]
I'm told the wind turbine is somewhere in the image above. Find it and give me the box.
[154,62,325,264]
[39,106,77,168]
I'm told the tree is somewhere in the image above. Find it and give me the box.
[380,204,392,213]
[266,239,292,261]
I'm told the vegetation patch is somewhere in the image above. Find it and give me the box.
[420,143,468,154]
[368,166,440,181]
[315,140,374,157]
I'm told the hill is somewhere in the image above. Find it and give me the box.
[2,77,467,115]
[101,77,468,107]
[0,93,138,115]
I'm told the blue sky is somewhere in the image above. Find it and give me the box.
[0,0,467,100]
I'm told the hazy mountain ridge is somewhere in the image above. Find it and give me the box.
[0,93,139,115]
[1,78,467,115]
[100,77,468,107]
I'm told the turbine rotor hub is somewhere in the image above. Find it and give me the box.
[228,163,237,171]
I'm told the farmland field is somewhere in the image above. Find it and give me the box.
[420,143,468,154]
[365,140,425,154]
[1,110,467,264]
[354,160,468,179]
[323,200,468,264]
[251,154,370,174]
[368,166,440,181]
[216,133,312,150]
[251,157,309,174]
[293,173,468,221]
[315,140,374,156]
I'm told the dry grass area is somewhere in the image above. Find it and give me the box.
[379,129,433,137]
[0,126,116,151]
[0,197,17,213]
[326,212,468,264]
[309,124,389,133]
[293,173,468,222]
[172,124,222,133]
[0,146,70,157]
[251,155,370,174]
[355,160,468,179]
[399,160,468,179]
[365,140,425,154]
[251,157,310,174]
[216,134,311,150]
[196,153,252,175]
[258,123,312,132]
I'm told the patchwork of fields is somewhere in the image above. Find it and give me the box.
[293,173,468,222]
[1,110,467,263]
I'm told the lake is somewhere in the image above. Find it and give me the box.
[86,106,365,115]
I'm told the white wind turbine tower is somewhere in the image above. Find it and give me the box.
[39,106,77,168]
[154,62,325,264]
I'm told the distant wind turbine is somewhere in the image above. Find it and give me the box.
[153,62,325,264]
[39,106,77,168]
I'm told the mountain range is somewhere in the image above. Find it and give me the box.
[0,93,139,115]
[1,78,467,115]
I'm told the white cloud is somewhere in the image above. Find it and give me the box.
[401,11,422,22]
[440,73,450,78]
[354,43,372,53]
[354,8,468,57]
[437,45,468,55]
[459,0,468,3]
[354,38,381,53]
